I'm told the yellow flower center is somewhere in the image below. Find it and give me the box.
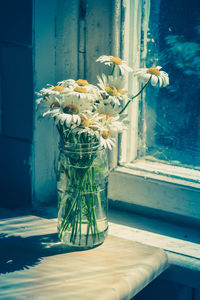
[110,56,122,65]
[147,67,160,76]
[63,104,79,115]
[80,116,91,127]
[119,89,125,95]
[102,130,110,139]
[74,86,88,93]
[53,85,64,92]
[99,113,111,120]
[50,101,60,108]
[75,79,89,86]
[105,86,118,96]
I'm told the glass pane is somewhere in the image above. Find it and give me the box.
[139,0,200,170]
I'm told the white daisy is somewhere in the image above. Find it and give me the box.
[96,101,121,117]
[100,134,115,150]
[107,75,128,101]
[59,78,100,101]
[60,93,93,113]
[101,114,127,133]
[36,86,65,119]
[96,55,133,74]
[67,111,102,144]
[79,111,102,129]
[70,111,101,133]
[57,79,75,88]
[36,80,99,127]
[36,94,60,115]
[133,66,169,87]
[37,84,68,97]
[54,112,81,127]
[55,93,95,128]
[97,74,127,106]
[72,110,124,150]
[99,114,128,149]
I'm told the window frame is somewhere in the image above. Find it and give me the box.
[108,0,200,224]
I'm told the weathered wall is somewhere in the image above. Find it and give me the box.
[55,0,112,84]
[32,0,58,209]
[32,0,113,208]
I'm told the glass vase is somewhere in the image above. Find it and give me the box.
[57,142,109,249]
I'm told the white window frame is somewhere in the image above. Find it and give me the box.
[108,0,200,224]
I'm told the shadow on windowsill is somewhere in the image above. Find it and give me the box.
[0,232,84,275]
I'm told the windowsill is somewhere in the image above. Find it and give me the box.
[0,208,168,300]
[108,206,200,289]
[107,164,200,289]
[1,206,199,295]
[108,206,200,257]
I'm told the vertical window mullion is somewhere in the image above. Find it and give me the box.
[119,0,146,164]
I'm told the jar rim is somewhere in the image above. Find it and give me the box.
[60,141,102,154]
[64,141,100,146]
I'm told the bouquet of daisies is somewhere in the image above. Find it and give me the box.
[37,60,131,150]
[36,55,169,248]
[37,55,169,149]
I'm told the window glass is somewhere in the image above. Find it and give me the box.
[138,0,200,170]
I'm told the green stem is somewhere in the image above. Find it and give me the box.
[119,76,152,115]
[58,196,77,239]
[71,200,79,244]
[90,169,100,242]
[111,64,116,75]
[58,167,82,239]
[86,212,91,245]
[79,194,82,245]
[84,167,99,245]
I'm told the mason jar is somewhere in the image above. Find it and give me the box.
[57,142,109,249]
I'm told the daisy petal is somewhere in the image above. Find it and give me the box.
[65,114,72,125]
[102,73,107,86]
[142,73,151,83]
[151,75,158,86]
[158,77,163,87]
[107,140,112,150]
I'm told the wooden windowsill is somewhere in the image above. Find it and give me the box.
[108,207,200,289]
[0,209,168,300]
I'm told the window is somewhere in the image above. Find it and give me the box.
[108,0,200,224]
[142,0,200,170]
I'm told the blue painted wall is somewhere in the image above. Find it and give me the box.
[0,0,33,208]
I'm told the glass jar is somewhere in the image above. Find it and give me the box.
[57,142,109,249]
